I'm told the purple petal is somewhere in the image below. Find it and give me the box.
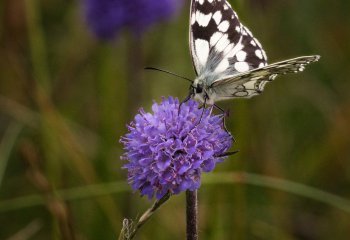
[120,97,233,199]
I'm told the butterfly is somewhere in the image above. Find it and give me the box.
[188,0,320,106]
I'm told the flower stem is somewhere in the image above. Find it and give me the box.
[186,190,198,240]
[119,192,171,240]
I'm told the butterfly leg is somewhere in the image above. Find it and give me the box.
[178,92,192,115]
[215,150,239,157]
[187,98,208,133]
[213,103,225,113]
[213,104,235,143]
[197,97,207,125]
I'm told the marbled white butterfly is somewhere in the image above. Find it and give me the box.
[189,0,320,105]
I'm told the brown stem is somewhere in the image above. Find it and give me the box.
[186,190,198,240]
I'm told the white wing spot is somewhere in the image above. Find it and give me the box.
[250,40,256,46]
[255,50,263,59]
[196,11,212,27]
[198,0,205,4]
[226,40,243,58]
[235,91,249,97]
[195,39,210,66]
[235,26,241,32]
[215,59,230,73]
[210,32,224,46]
[234,62,250,72]
[215,34,230,52]
[244,81,256,90]
[191,13,196,25]
[212,11,222,25]
[224,43,235,55]
[223,5,228,10]
[236,51,247,61]
[218,21,230,32]
[259,62,265,68]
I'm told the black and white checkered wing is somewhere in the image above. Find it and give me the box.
[189,0,267,79]
[211,55,320,99]
[190,0,319,101]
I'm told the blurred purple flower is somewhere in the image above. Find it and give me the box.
[120,97,233,199]
[84,0,183,40]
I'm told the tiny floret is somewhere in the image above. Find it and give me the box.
[120,97,233,199]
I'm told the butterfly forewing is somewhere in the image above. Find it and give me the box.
[190,0,268,79]
[190,0,241,76]
[232,26,268,70]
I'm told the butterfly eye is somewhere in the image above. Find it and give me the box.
[195,85,203,94]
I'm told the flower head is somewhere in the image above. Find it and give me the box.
[84,0,183,40]
[120,97,233,199]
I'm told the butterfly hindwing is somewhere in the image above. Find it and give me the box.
[211,55,320,99]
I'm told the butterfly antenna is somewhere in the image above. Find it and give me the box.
[145,67,193,83]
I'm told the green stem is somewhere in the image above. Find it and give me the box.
[0,123,23,189]
[119,192,172,240]
[24,0,51,92]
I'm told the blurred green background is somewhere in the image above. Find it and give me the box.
[1,0,350,239]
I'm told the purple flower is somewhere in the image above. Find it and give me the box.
[84,0,183,40]
[120,97,233,199]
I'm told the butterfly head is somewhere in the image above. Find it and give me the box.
[192,77,214,104]
[193,79,204,94]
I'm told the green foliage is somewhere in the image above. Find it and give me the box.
[1,0,350,239]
